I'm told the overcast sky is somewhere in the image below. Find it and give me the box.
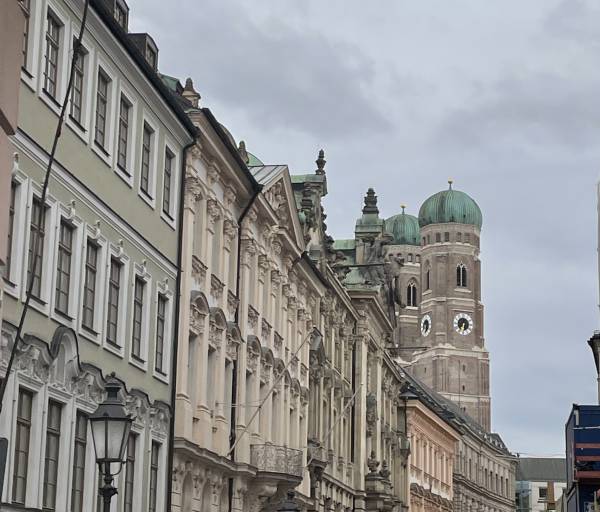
[128,0,600,456]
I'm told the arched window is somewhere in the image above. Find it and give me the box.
[407,282,418,306]
[457,264,467,287]
[426,268,431,290]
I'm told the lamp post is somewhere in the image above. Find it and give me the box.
[588,331,600,404]
[89,374,133,512]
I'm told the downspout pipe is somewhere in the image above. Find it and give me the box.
[227,184,261,512]
[166,136,198,512]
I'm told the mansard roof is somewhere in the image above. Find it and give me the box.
[400,367,513,457]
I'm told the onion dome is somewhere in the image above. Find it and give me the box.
[418,180,482,229]
[385,205,420,246]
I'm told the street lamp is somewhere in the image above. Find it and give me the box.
[588,331,600,404]
[400,389,418,459]
[90,373,132,512]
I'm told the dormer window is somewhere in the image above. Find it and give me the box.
[146,46,157,70]
[114,0,128,31]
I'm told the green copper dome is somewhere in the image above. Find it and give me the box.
[419,182,482,229]
[385,208,420,246]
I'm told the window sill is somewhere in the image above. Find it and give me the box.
[42,88,62,109]
[81,324,99,336]
[139,189,156,210]
[21,66,33,79]
[54,308,74,322]
[94,141,110,157]
[131,353,145,364]
[29,294,47,306]
[68,115,87,133]
[115,165,134,188]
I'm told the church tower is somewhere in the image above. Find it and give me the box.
[395,181,491,430]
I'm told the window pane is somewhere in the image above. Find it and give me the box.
[106,258,121,346]
[117,97,130,171]
[141,124,152,195]
[162,149,173,214]
[20,0,31,68]
[28,198,46,298]
[71,412,87,512]
[131,278,144,359]
[55,221,73,314]
[155,295,166,372]
[70,49,85,123]
[43,401,62,511]
[149,442,159,512]
[82,241,98,330]
[12,389,33,505]
[95,71,109,147]
[6,181,17,280]
[123,434,136,512]
[44,14,60,98]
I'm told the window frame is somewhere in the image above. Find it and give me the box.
[122,433,137,512]
[129,264,152,369]
[140,122,154,198]
[103,247,129,357]
[82,239,99,332]
[162,147,174,218]
[69,40,87,126]
[117,94,132,174]
[43,10,62,100]
[71,411,88,512]
[42,400,62,511]
[94,68,110,150]
[20,0,31,71]
[148,442,160,512]
[131,275,145,362]
[4,172,28,299]
[12,388,33,505]
[138,113,159,207]
[54,219,74,317]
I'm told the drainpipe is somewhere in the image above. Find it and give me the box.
[166,137,198,512]
[227,184,261,512]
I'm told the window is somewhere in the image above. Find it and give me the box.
[82,241,98,330]
[465,233,471,244]
[44,13,60,98]
[123,434,136,512]
[146,46,157,70]
[20,0,30,69]
[43,401,62,511]
[162,148,174,215]
[131,277,145,360]
[140,123,153,196]
[71,412,87,512]
[28,197,46,299]
[155,294,167,373]
[457,264,467,287]
[425,268,431,290]
[6,181,16,280]
[70,47,85,124]
[444,232,450,242]
[422,237,426,246]
[55,221,73,315]
[94,70,109,148]
[117,96,130,172]
[106,258,122,346]
[407,283,417,307]
[12,389,33,504]
[457,232,462,242]
[114,2,128,30]
[435,232,441,243]
[539,487,548,501]
[148,442,160,512]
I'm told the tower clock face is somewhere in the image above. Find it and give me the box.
[421,314,432,337]
[453,313,473,336]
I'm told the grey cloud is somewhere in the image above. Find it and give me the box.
[435,72,600,151]
[133,0,391,140]
[544,0,600,45]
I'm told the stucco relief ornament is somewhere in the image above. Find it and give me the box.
[184,173,203,209]
[367,451,380,474]
[260,360,271,384]
[190,302,206,335]
[247,306,259,329]
[366,392,378,436]
[209,320,223,349]
[223,218,238,246]
[207,161,220,186]
[247,348,259,372]
[206,199,222,228]
[210,274,224,301]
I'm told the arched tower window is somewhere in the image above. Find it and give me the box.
[407,282,418,307]
[426,268,431,290]
[457,264,467,287]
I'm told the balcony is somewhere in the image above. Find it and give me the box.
[251,444,303,478]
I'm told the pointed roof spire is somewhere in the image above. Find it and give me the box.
[315,149,326,175]
[363,188,379,214]
[182,77,200,108]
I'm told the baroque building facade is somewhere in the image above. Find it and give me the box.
[0,1,196,511]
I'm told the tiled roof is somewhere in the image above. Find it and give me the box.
[516,458,566,482]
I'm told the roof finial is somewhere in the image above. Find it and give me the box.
[401,204,406,214]
[448,179,453,190]
[362,188,379,215]
[315,149,326,175]
[238,140,249,164]
[182,77,201,108]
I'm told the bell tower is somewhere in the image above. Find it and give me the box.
[403,181,490,431]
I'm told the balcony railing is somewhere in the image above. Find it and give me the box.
[251,444,303,478]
